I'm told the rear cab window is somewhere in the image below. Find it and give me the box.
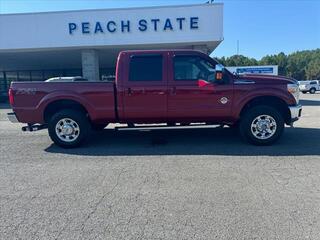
[129,55,163,82]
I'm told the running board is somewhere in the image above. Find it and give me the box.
[115,124,223,131]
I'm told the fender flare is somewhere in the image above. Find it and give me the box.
[233,87,292,118]
[37,91,96,121]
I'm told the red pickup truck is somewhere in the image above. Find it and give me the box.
[7,50,302,148]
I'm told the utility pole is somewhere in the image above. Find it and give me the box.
[237,40,240,55]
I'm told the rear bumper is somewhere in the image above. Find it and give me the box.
[7,112,19,123]
[288,104,302,122]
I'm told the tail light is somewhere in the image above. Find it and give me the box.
[8,88,14,105]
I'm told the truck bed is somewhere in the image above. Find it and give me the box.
[10,81,116,124]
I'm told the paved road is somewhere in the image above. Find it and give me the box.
[1,94,320,240]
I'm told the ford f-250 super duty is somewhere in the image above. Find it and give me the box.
[7,50,302,148]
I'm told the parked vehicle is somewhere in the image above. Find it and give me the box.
[45,76,88,82]
[7,50,302,148]
[299,80,320,94]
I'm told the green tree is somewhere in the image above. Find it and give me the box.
[306,58,320,79]
[215,48,320,80]
[260,52,287,76]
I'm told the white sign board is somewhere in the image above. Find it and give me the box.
[226,65,279,76]
[0,4,223,51]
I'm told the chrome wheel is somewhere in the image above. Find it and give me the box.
[250,115,277,140]
[55,118,80,142]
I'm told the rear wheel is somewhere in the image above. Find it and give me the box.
[240,106,284,145]
[310,88,316,94]
[48,109,89,148]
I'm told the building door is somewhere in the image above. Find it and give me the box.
[167,53,233,122]
[122,53,168,122]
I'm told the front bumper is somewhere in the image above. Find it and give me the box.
[288,104,302,122]
[7,112,19,123]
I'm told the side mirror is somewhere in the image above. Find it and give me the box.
[215,64,224,82]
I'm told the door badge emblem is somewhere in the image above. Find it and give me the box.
[220,97,229,104]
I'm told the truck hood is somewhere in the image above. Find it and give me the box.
[236,74,297,85]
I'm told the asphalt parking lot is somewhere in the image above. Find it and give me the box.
[1,93,320,240]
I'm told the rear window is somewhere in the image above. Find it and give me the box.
[310,81,318,84]
[129,55,163,81]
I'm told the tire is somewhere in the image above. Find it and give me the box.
[239,105,284,145]
[302,91,307,94]
[48,109,89,148]
[310,88,316,94]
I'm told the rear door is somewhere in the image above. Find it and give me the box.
[122,53,168,122]
[167,52,233,122]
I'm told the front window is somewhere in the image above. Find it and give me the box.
[174,56,217,82]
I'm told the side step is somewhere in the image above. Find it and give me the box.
[22,124,47,132]
[115,123,223,131]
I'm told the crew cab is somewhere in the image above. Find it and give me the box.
[7,50,302,148]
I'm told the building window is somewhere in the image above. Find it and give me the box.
[0,72,6,92]
[6,72,18,87]
[129,55,163,81]
[31,71,44,81]
[64,69,82,77]
[18,71,31,82]
[43,70,64,80]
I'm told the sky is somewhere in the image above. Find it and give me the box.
[0,0,319,59]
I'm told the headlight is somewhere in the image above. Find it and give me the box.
[287,83,299,104]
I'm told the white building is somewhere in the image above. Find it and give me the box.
[0,3,224,98]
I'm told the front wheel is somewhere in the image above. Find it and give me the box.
[48,109,89,148]
[240,106,284,145]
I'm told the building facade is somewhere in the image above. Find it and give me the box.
[0,3,224,99]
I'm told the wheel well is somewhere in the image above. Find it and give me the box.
[240,96,291,124]
[44,99,89,123]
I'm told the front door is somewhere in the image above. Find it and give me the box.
[122,53,168,122]
[167,53,234,122]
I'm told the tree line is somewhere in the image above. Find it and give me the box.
[215,49,320,80]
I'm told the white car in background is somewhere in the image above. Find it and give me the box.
[298,80,320,94]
